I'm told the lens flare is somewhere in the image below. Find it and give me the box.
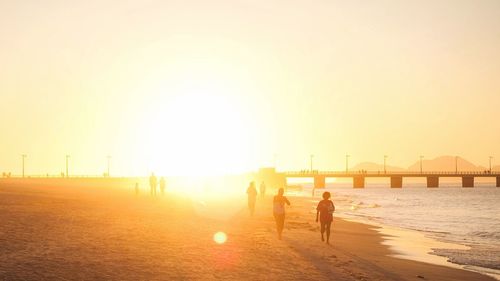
[213,231,227,244]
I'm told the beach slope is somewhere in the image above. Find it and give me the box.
[0,183,495,281]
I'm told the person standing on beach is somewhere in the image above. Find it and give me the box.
[149,173,157,196]
[259,181,266,198]
[316,191,335,244]
[135,182,140,196]
[246,181,258,216]
[273,187,290,240]
[159,177,166,195]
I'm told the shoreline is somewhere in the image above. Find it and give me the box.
[305,185,500,280]
[0,183,496,280]
[284,194,497,281]
[336,214,500,280]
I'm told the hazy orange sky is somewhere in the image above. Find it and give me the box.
[1,0,499,176]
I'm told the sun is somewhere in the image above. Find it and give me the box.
[135,65,261,177]
[162,92,253,175]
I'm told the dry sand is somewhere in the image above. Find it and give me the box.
[0,182,495,281]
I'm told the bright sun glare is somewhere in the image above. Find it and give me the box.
[134,63,261,177]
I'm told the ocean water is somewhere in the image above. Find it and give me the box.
[297,181,500,278]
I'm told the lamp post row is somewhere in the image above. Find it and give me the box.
[16,155,112,178]
[9,154,498,176]
[306,154,495,174]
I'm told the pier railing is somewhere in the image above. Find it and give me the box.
[284,170,500,176]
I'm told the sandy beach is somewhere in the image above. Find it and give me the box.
[0,181,495,281]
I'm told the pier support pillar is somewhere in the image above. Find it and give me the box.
[353,176,365,188]
[390,176,403,188]
[496,177,500,187]
[426,176,439,188]
[462,176,474,188]
[314,175,326,189]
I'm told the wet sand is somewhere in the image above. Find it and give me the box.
[0,183,495,281]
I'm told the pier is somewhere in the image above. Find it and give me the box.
[256,168,500,189]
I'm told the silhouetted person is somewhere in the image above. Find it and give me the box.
[149,173,157,196]
[273,188,290,240]
[316,191,335,244]
[159,177,166,195]
[246,181,258,216]
[135,182,140,196]
[259,181,266,198]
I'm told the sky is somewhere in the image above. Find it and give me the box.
[1,0,500,176]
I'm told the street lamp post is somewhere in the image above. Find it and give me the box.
[66,155,70,178]
[384,155,388,174]
[420,155,424,174]
[489,156,493,173]
[346,154,350,173]
[22,154,27,178]
[455,156,458,174]
[310,154,314,172]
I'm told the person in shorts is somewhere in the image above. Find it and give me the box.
[316,191,335,244]
[273,187,290,240]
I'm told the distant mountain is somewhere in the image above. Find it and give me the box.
[407,156,485,172]
[349,162,405,172]
[347,156,495,173]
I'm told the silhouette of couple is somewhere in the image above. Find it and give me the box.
[149,173,166,196]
